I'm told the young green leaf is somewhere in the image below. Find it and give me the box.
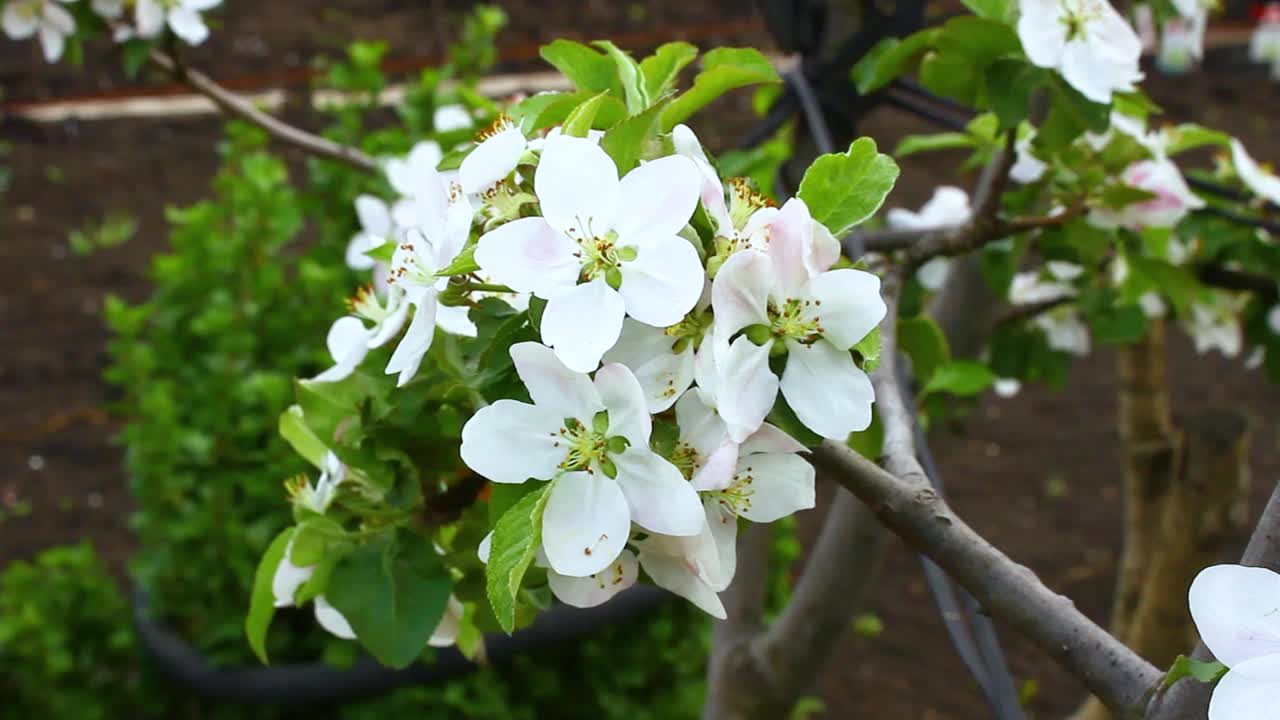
[894,131,977,157]
[639,41,698,99]
[279,405,329,469]
[922,360,997,397]
[898,315,952,383]
[850,29,940,94]
[600,100,669,173]
[797,137,900,236]
[539,40,622,95]
[326,530,454,669]
[246,527,295,664]
[486,482,554,634]
[562,92,613,137]
[661,47,780,131]
[593,41,649,114]
[435,243,480,277]
[1163,654,1228,687]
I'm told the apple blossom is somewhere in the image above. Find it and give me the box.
[89,0,120,18]
[1230,139,1280,206]
[434,104,474,133]
[1034,308,1091,355]
[711,206,886,440]
[993,378,1022,398]
[385,141,445,205]
[475,134,704,372]
[633,517,733,619]
[887,186,971,290]
[1188,564,1280,720]
[601,317,700,413]
[1186,298,1243,357]
[2,0,75,62]
[543,547,639,609]
[311,284,409,383]
[135,0,220,45]
[1011,133,1048,184]
[459,120,527,196]
[1017,0,1143,103]
[1088,158,1205,230]
[286,451,346,514]
[346,195,394,272]
[1009,270,1078,305]
[460,343,704,577]
[1156,15,1206,73]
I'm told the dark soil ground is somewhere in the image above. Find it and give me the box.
[3,2,1280,718]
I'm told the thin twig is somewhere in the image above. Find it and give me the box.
[147,48,378,174]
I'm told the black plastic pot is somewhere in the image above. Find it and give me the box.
[133,586,669,705]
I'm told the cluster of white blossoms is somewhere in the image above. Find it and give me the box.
[311,119,886,619]
[1017,0,1143,103]
[1,0,219,61]
[1188,564,1280,719]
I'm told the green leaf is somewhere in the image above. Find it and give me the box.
[898,315,952,383]
[488,482,538,526]
[593,41,649,114]
[1036,77,1111,151]
[508,90,627,135]
[894,131,976,157]
[121,39,151,80]
[279,405,328,469]
[1098,183,1159,209]
[435,243,480,277]
[562,92,612,137]
[854,326,882,372]
[246,527,295,664]
[846,409,884,459]
[1164,123,1233,156]
[961,0,1013,21]
[797,137,900,236]
[850,29,940,94]
[1127,256,1202,315]
[326,529,454,668]
[661,47,780,131]
[600,100,669,174]
[922,360,996,397]
[539,40,621,95]
[364,241,397,264]
[640,41,698,99]
[982,59,1044,130]
[290,516,347,567]
[1084,301,1147,345]
[1163,655,1228,687]
[918,18,1021,105]
[486,483,554,633]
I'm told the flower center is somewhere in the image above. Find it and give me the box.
[712,464,757,515]
[552,412,630,477]
[1060,1,1101,42]
[767,297,825,345]
[669,441,703,481]
[387,235,438,289]
[566,219,634,288]
[664,308,713,354]
[347,285,394,322]
[726,177,774,232]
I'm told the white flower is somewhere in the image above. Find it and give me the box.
[993,378,1022,397]
[1009,271,1078,305]
[312,284,410,383]
[1187,564,1280,720]
[634,519,732,619]
[888,186,971,291]
[1267,304,1280,335]
[1157,14,1207,73]
[346,195,394,272]
[1139,291,1167,318]
[90,0,121,18]
[1011,134,1048,184]
[1034,309,1091,355]
[459,124,527,196]
[1089,158,1205,230]
[544,547,639,609]
[135,0,220,45]
[475,135,704,372]
[434,104,474,133]
[1133,4,1157,51]
[1186,300,1243,357]
[1230,139,1280,206]
[290,451,346,513]
[1017,0,1143,103]
[711,203,886,441]
[460,342,704,577]
[383,167,474,385]
[385,141,444,204]
[2,0,76,63]
[1047,260,1085,280]
[601,318,699,413]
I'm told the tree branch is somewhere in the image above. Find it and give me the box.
[147,48,378,174]
[811,440,1163,716]
[704,524,773,720]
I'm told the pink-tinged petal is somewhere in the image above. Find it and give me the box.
[510,341,604,423]
[803,268,886,350]
[674,389,730,460]
[713,336,780,443]
[385,295,437,386]
[541,277,626,373]
[711,249,773,341]
[459,127,525,194]
[1189,565,1280,668]
[593,363,652,447]
[475,217,579,297]
[547,549,638,608]
[1208,655,1280,720]
[355,195,392,236]
[460,399,566,484]
[613,449,704,536]
[542,472,631,577]
[1017,0,1068,68]
[806,219,841,276]
[691,441,738,492]
[618,233,705,327]
[602,319,695,413]
[728,452,815,523]
[637,542,727,619]
[614,155,702,238]
[740,422,807,455]
[768,198,816,297]
[781,340,874,439]
[314,595,356,639]
[535,135,620,234]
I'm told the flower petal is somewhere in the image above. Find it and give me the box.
[427,595,465,648]
[740,422,807,455]
[711,249,773,340]
[314,317,371,383]
[355,195,392,236]
[613,449,704,536]
[271,540,313,608]
[385,294,437,386]
[509,341,604,423]
[710,336,779,443]
[638,545,726,619]
[135,0,164,36]
[535,134,620,234]
[167,5,208,44]
[542,471,631,577]
[460,127,525,195]
[781,340,874,439]
[460,400,566,483]
[1208,655,1280,720]
[594,363,652,448]
[804,268,886,350]
[475,217,580,297]
[602,319,695,413]
[434,105,473,132]
[1017,0,1068,68]
[728,452,815,523]
[434,303,478,337]
[547,549,639,608]
[618,233,705,327]
[704,502,738,591]
[314,595,356,640]
[674,389,730,460]
[1189,564,1280,668]
[1231,139,1280,206]
[768,198,817,296]
[541,277,626,373]
[691,441,738,492]
[614,155,701,238]
[2,2,38,38]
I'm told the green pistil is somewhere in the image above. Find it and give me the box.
[664,309,713,353]
[567,222,630,286]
